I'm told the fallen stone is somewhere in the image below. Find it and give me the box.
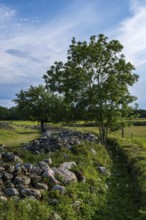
[98,166,107,174]
[52,185,67,194]
[0,196,7,202]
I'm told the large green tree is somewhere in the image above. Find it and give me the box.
[43,34,139,144]
[13,85,62,131]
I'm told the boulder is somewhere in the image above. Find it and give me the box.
[42,168,59,184]
[53,167,77,184]
[20,188,41,198]
[0,196,7,202]
[52,185,67,194]
[31,166,42,175]
[59,162,76,170]
[34,183,48,190]
[51,212,62,220]
[91,148,97,155]
[0,145,5,152]
[4,188,19,197]
[43,158,52,165]
[3,172,13,181]
[4,180,15,188]
[24,163,33,171]
[13,175,31,186]
[31,175,42,184]
[98,166,107,174]
[14,155,23,163]
[37,161,49,171]
[0,167,5,172]
[4,165,15,173]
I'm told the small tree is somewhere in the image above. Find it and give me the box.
[44,34,139,144]
[13,85,60,131]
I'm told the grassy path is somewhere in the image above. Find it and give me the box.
[96,147,141,220]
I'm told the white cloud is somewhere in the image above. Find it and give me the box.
[0,4,15,21]
[0,1,102,107]
[0,1,102,80]
[110,0,146,67]
[107,0,146,108]
[0,1,146,108]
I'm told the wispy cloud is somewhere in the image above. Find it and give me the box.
[0,4,15,22]
[0,1,103,106]
[108,0,146,107]
[0,1,146,108]
[111,0,146,67]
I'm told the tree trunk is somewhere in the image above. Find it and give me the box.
[122,127,124,138]
[40,120,45,132]
[99,124,107,145]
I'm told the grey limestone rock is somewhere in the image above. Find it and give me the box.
[59,162,76,170]
[20,188,41,198]
[4,188,19,197]
[13,175,31,186]
[0,196,7,202]
[37,161,49,171]
[24,163,33,171]
[52,185,67,194]
[34,182,48,190]
[98,166,107,174]
[3,172,13,181]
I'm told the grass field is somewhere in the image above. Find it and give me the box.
[64,122,146,148]
[0,120,146,219]
[112,126,146,147]
[0,121,41,148]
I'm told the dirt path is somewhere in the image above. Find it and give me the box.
[95,147,141,220]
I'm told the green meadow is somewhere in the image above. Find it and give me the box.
[0,120,146,219]
[0,121,40,148]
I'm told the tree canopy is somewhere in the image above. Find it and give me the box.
[13,85,62,131]
[44,34,139,144]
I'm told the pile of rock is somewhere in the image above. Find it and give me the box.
[0,152,79,201]
[22,130,98,154]
[0,129,98,201]
[0,122,14,130]
[0,151,23,163]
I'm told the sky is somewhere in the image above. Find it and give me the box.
[0,0,146,108]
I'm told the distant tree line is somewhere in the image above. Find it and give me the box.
[134,109,146,118]
[0,106,22,120]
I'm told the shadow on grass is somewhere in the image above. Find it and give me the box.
[16,131,40,135]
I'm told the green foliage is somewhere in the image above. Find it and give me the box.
[107,137,146,211]
[0,106,9,120]
[44,34,139,144]
[0,199,53,220]
[13,85,64,131]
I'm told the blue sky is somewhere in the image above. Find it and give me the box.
[0,0,146,108]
